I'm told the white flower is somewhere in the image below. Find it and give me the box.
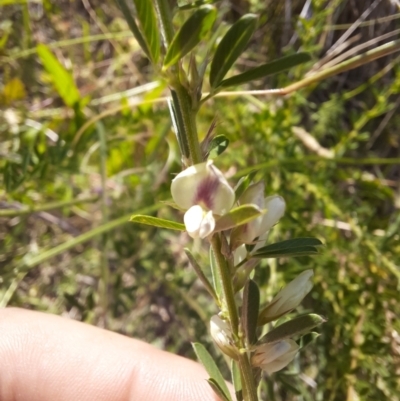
[233,182,285,245]
[171,160,235,239]
[258,270,314,324]
[210,315,237,359]
[252,340,299,374]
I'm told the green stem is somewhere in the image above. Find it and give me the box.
[153,0,202,165]
[238,353,258,401]
[210,234,258,401]
[172,82,202,164]
[210,234,238,334]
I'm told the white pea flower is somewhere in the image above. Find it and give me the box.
[258,270,314,324]
[252,339,299,374]
[210,315,237,359]
[233,181,285,246]
[171,160,235,239]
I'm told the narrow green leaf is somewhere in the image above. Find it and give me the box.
[231,360,243,401]
[242,279,260,345]
[116,0,151,60]
[36,44,80,107]
[208,134,230,158]
[253,246,320,259]
[163,5,217,68]
[214,204,263,233]
[184,248,219,304]
[255,237,323,254]
[207,379,231,401]
[210,14,257,88]
[192,343,233,401]
[219,53,311,88]
[169,92,191,159]
[130,215,185,231]
[210,247,223,301]
[258,314,326,345]
[133,0,160,63]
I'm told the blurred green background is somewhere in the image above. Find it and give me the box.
[1,0,400,400]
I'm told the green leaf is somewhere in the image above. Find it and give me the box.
[253,237,323,258]
[133,0,160,63]
[192,343,232,401]
[210,14,257,88]
[219,53,311,88]
[116,0,151,60]
[36,44,80,107]
[163,5,217,68]
[207,379,231,401]
[258,314,326,345]
[184,248,218,303]
[169,91,191,159]
[130,215,185,231]
[242,279,260,345]
[208,134,230,158]
[255,237,323,252]
[231,360,243,401]
[210,247,223,301]
[254,247,320,259]
[214,204,263,233]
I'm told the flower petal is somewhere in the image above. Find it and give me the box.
[259,195,286,234]
[184,205,216,239]
[210,315,237,359]
[259,270,314,323]
[252,339,299,374]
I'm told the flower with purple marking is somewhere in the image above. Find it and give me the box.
[171,160,235,238]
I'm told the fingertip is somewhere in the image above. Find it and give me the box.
[0,308,226,401]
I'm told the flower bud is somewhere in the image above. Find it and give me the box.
[233,182,285,245]
[258,270,314,324]
[252,339,299,374]
[210,315,237,359]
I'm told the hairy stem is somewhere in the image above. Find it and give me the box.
[211,234,239,334]
[211,234,259,401]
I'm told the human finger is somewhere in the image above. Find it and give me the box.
[0,308,223,401]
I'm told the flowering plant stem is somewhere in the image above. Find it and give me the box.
[172,81,202,164]
[211,229,258,401]
[154,0,202,165]
[156,1,258,391]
